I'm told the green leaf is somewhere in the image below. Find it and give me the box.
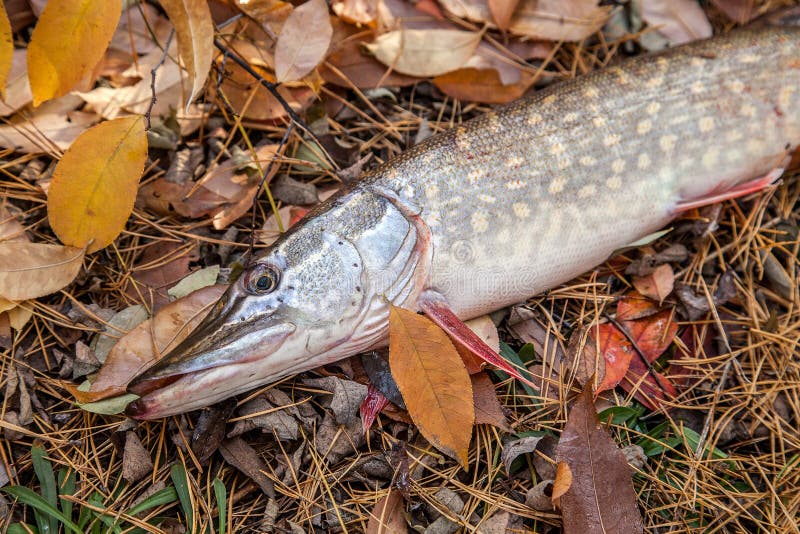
[2,486,82,534]
[58,468,76,520]
[170,464,193,530]
[31,446,57,534]
[126,487,178,516]
[213,478,227,534]
[7,523,38,534]
[497,342,538,397]
[77,393,140,415]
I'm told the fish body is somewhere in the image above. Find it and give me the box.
[128,26,800,419]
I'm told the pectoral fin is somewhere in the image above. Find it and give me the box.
[418,291,535,386]
[674,166,785,213]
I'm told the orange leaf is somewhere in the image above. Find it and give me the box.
[433,68,534,104]
[389,305,474,468]
[616,291,660,321]
[591,323,634,395]
[551,461,573,507]
[632,264,674,303]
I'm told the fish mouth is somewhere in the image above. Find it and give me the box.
[125,295,297,419]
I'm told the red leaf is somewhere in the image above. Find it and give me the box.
[624,310,678,362]
[591,323,635,395]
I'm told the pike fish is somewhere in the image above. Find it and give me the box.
[127,26,800,419]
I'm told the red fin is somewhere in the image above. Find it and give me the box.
[360,384,389,433]
[674,167,784,213]
[418,295,535,386]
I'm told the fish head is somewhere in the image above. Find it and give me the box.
[126,220,373,419]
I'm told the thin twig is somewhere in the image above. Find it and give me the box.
[144,28,175,130]
[603,312,675,399]
[212,37,340,171]
[245,122,295,265]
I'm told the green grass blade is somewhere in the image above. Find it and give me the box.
[2,486,82,534]
[30,446,57,534]
[58,468,76,521]
[7,523,39,534]
[126,487,178,516]
[170,464,194,532]
[213,478,227,534]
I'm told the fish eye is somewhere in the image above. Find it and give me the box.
[245,264,280,295]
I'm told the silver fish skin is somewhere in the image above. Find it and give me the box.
[126,26,800,419]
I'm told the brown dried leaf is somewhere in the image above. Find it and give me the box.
[332,0,378,25]
[0,109,99,155]
[367,490,407,534]
[275,0,333,82]
[640,0,712,45]
[365,29,481,78]
[710,0,755,24]
[122,431,153,484]
[555,384,643,533]
[321,27,418,89]
[509,0,611,41]
[91,284,227,393]
[471,372,510,431]
[0,50,32,117]
[433,67,533,104]
[502,435,542,474]
[389,305,474,468]
[159,0,214,106]
[213,43,318,120]
[489,0,520,29]
[219,437,276,498]
[632,264,674,303]
[0,242,84,301]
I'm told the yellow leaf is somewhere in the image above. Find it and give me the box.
[47,116,148,253]
[0,242,84,300]
[0,2,12,101]
[365,29,481,78]
[159,0,214,107]
[8,303,33,331]
[389,305,474,468]
[27,0,121,106]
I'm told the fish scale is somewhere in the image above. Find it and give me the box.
[126,25,800,419]
[362,26,800,317]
